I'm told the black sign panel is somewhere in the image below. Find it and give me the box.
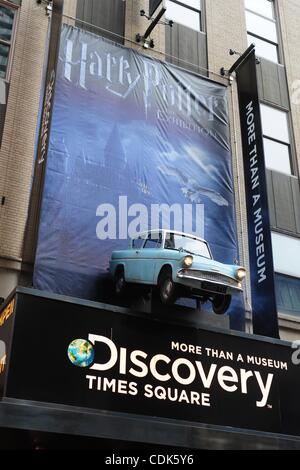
[235,48,279,338]
[2,290,300,437]
[149,0,163,17]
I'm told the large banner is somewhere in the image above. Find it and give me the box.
[33,25,244,329]
[235,48,279,338]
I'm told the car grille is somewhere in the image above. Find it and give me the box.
[181,269,238,288]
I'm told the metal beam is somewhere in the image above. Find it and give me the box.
[228,44,255,75]
[142,7,166,40]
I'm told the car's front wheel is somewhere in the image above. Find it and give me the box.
[114,267,126,297]
[158,270,177,305]
[212,294,231,315]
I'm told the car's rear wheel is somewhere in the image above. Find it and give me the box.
[114,267,126,297]
[158,269,177,305]
[212,294,231,315]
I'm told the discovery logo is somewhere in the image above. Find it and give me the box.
[68,334,275,408]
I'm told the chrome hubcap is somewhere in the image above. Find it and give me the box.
[116,277,124,294]
[162,279,173,299]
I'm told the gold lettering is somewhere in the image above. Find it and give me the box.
[0,355,6,374]
[0,299,15,327]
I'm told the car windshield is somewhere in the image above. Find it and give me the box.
[165,232,211,259]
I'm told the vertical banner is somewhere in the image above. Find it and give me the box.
[235,47,279,338]
[36,0,64,168]
[21,0,64,271]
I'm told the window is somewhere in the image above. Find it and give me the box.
[245,0,279,63]
[247,35,278,63]
[245,0,274,19]
[0,1,19,79]
[272,232,300,279]
[132,236,145,249]
[76,0,125,44]
[144,232,162,249]
[272,232,300,316]
[275,274,300,317]
[165,0,202,32]
[260,103,292,175]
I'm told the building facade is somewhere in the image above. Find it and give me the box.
[0,0,300,340]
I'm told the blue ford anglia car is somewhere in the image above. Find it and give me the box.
[109,230,246,314]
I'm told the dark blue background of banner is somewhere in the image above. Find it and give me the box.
[33,25,244,330]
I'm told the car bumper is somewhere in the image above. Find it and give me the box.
[177,269,243,295]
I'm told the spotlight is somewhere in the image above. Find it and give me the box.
[46,3,52,15]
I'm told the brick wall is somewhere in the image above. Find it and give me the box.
[0,0,49,296]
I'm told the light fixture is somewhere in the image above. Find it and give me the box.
[46,3,52,15]
[183,255,193,268]
[36,0,53,16]
[135,4,167,49]
[136,34,155,49]
[236,268,246,281]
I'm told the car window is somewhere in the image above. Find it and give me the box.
[165,236,175,250]
[132,237,145,249]
[143,232,162,249]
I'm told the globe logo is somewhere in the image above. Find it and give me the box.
[68,339,95,367]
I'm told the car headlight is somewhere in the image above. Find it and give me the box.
[236,268,246,281]
[183,255,193,268]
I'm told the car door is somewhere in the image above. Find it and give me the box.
[125,234,146,282]
[136,232,162,283]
